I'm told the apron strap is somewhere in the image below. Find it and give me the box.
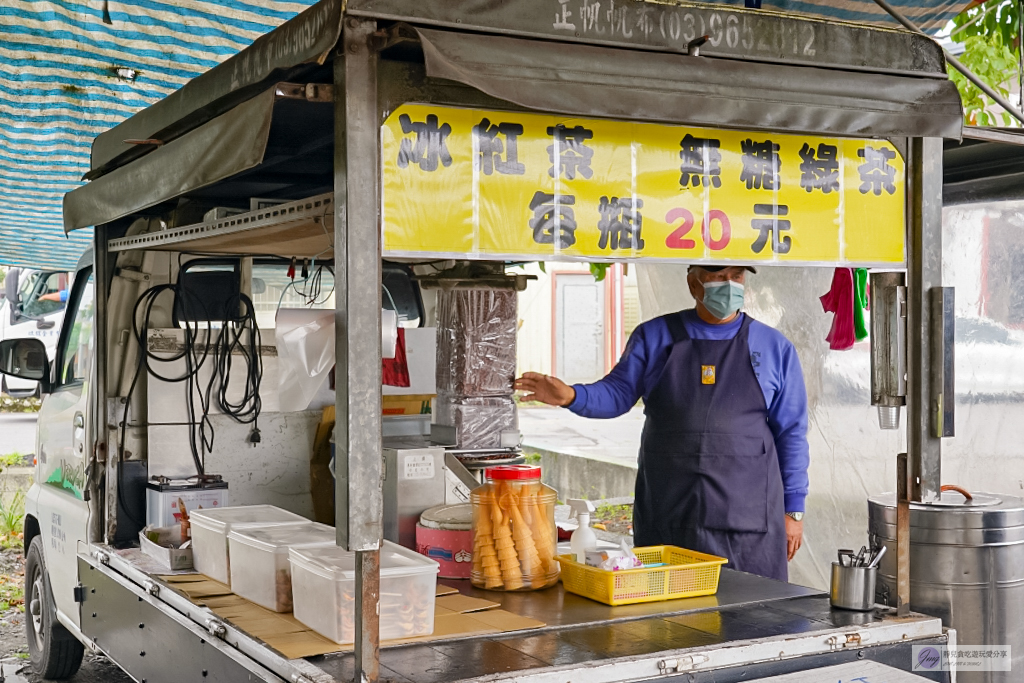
[667,312,754,344]
[665,313,690,343]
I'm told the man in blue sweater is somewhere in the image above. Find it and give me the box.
[515,265,809,581]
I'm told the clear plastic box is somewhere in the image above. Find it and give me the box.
[289,540,439,644]
[189,505,308,585]
[227,522,336,612]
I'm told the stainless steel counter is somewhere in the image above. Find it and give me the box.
[306,572,949,683]
[439,568,823,630]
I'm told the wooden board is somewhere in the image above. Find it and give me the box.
[160,574,544,660]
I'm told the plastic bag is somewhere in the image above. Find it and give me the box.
[435,287,517,397]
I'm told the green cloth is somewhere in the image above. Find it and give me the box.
[853,268,869,341]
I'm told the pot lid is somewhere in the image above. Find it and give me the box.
[420,504,473,530]
[868,491,1024,530]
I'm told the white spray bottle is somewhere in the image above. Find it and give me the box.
[568,499,598,564]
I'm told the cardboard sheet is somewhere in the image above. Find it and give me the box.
[159,574,544,660]
[434,594,500,614]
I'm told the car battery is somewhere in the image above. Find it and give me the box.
[146,477,229,527]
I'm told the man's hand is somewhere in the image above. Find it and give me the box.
[515,372,576,407]
[785,516,803,561]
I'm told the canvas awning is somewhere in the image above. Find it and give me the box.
[416,27,963,141]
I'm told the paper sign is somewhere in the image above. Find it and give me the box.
[402,453,436,480]
[382,104,906,267]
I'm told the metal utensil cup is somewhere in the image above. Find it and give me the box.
[830,562,877,611]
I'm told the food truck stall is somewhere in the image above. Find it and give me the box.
[3,0,969,681]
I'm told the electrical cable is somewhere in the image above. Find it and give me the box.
[118,282,265,528]
[208,292,263,444]
[118,283,212,528]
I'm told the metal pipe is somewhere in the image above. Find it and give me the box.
[872,0,1024,127]
[338,17,384,683]
[896,453,911,617]
[93,224,110,544]
[906,138,944,504]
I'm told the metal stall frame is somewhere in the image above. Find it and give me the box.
[59,1,964,680]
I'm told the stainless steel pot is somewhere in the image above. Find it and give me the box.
[868,489,1024,683]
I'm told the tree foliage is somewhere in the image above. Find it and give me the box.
[949,0,1022,126]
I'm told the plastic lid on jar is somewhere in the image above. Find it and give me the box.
[486,464,541,480]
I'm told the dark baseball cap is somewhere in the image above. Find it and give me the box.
[691,264,757,274]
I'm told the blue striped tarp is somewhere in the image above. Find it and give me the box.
[0,1,310,270]
[1,0,967,270]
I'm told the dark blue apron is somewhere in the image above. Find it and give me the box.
[633,313,788,581]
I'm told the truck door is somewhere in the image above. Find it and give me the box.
[31,267,93,629]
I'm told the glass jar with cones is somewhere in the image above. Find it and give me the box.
[471,465,559,591]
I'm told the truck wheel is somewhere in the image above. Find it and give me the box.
[25,536,84,679]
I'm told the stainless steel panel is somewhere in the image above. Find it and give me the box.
[442,568,822,629]
[907,137,944,503]
[869,272,907,410]
[930,286,955,437]
[869,491,1024,682]
[382,446,446,548]
[78,556,287,682]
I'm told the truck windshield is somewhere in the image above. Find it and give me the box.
[18,271,68,320]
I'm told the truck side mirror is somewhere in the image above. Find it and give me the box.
[0,338,49,388]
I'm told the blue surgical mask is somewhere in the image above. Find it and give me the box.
[700,280,744,320]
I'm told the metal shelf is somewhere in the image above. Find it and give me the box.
[108,193,334,257]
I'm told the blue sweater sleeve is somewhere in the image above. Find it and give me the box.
[566,326,649,418]
[769,343,810,513]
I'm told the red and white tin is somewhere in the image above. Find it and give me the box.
[416,504,473,579]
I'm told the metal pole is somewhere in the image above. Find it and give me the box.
[93,224,111,544]
[906,137,944,504]
[335,17,383,683]
[872,0,1024,127]
[896,452,911,617]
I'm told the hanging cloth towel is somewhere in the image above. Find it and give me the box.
[820,268,856,351]
[382,327,411,387]
[853,268,869,342]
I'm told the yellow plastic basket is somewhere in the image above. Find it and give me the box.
[558,545,728,606]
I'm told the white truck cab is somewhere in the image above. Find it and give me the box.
[0,252,93,676]
[0,267,71,397]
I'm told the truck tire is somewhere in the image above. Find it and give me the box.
[25,536,85,679]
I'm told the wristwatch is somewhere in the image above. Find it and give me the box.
[786,511,804,522]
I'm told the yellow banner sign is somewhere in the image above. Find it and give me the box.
[382,105,905,266]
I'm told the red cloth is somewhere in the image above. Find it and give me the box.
[820,268,856,351]
[382,327,411,387]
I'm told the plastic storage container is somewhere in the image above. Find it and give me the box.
[227,522,336,612]
[289,540,439,644]
[470,465,559,591]
[190,505,308,584]
[558,545,727,606]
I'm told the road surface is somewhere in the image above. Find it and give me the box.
[0,414,35,459]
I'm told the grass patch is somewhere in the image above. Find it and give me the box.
[595,502,632,520]
[0,395,40,413]
[0,452,24,469]
[0,490,25,551]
